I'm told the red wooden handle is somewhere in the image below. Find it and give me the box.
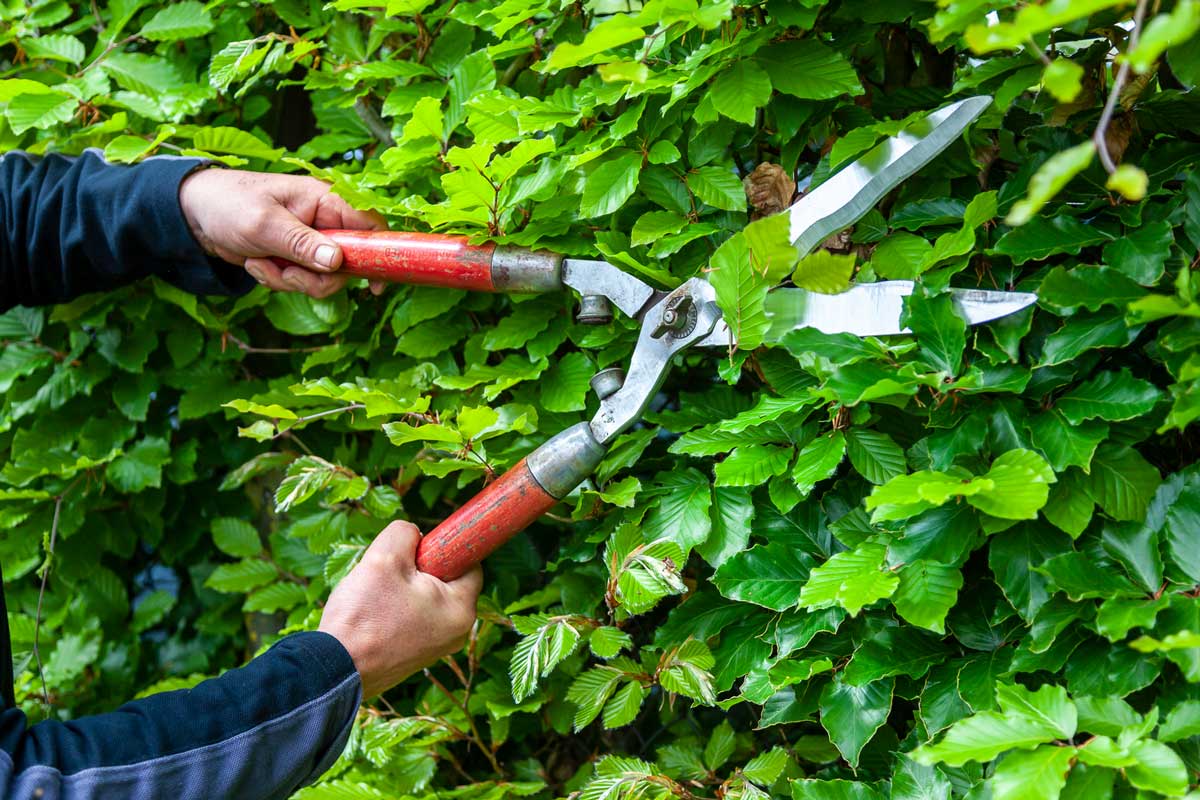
[415,458,558,581]
[322,230,497,291]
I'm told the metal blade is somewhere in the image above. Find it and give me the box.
[763,283,1037,338]
[694,283,1036,345]
[789,96,992,257]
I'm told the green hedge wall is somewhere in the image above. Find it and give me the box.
[3,0,1200,797]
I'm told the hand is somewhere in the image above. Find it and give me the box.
[179,168,386,299]
[318,521,483,698]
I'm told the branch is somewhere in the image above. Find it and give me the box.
[1093,0,1150,174]
[33,480,79,710]
[270,403,367,440]
[354,96,396,148]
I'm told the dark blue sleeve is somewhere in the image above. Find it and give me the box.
[0,631,361,800]
[0,150,254,311]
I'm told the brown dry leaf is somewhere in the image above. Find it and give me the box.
[743,162,796,218]
[1105,112,1135,164]
[820,230,853,253]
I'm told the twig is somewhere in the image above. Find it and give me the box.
[76,34,138,76]
[1093,0,1150,173]
[223,331,326,355]
[33,481,77,710]
[269,403,366,441]
[423,668,505,775]
[354,97,396,148]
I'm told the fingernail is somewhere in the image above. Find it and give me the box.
[315,244,336,269]
[246,265,266,284]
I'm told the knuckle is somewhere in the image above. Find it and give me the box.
[282,225,314,259]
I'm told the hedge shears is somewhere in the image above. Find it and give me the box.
[307,95,1035,581]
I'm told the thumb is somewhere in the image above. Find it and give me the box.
[265,206,341,272]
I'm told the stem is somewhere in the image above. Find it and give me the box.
[33,481,77,710]
[1093,0,1150,174]
[77,34,138,76]
[271,404,367,440]
[223,331,326,354]
[353,96,396,148]
[423,668,505,775]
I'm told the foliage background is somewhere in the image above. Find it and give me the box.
[3,0,1200,797]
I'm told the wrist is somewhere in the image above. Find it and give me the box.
[178,166,222,258]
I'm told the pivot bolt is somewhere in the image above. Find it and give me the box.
[576,295,613,325]
[651,294,695,339]
[590,367,626,400]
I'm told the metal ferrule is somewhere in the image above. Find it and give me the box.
[526,422,606,499]
[491,247,563,293]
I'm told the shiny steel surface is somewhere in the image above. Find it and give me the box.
[526,422,607,499]
[562,258,658,319]
[491,247,563,292]
[588,278,722,444]
[762,283,1038,337]
[788,96,992,257]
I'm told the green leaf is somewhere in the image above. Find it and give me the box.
[510,616,582,702]
[1085,446,1161,522]
[580,149,643,218]
[845,626,947,684]
[211,517,262,558]
[21,34,85,64]
[1164,480,1200,583]
[590,627,632,659]
[714,444,792,487]
[699,486,754,567]
[1106,164,1148,201]
[893,561,964,634]
[968,449,1056,520]
[540,352,592,413]
[205,558,277,593]
[139,1,214,41]
[709,60,773,125]
[905,287,967,376]
[1159,700,1200,742]
[791,431,846,496]
[544,14,645,70]
[1006,142,1095,226]
[1042,58,1084,102]
[990,215,1113,265]
[643,469,713,551]
[7,91,76,135]
[192,126,282,160]
[1102,219,1172,285]
[791,251,855,294]
[1127,0,1200,73]
[567,667,622,730]
[1026,411,1108,472]
[630,211,686,246]
[818,675,893,767]
[1055,370,1162,425]
[709,233,771,350]
[1124,739,1190,795]
[990,746,1076,800]
[690,166,747,212]
[800,542,899,616]
[106,437,172,493]
[713,542,815,611]
[756,40,863,100]
[602,680,646,728]
[244,581,307,613]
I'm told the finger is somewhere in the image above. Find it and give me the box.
[262,205,343,272]
[446,564,483,599]
[279,266,349,299]
[369,280,386,296]
[368,521,422,566]
[243,258,293,293]
[314,190,388,232]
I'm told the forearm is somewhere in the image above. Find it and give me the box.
[0,150,254,311]
[0,631,360,800]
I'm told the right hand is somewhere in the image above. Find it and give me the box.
[318,521,483,698]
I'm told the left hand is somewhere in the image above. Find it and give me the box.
[179,168,386,298]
